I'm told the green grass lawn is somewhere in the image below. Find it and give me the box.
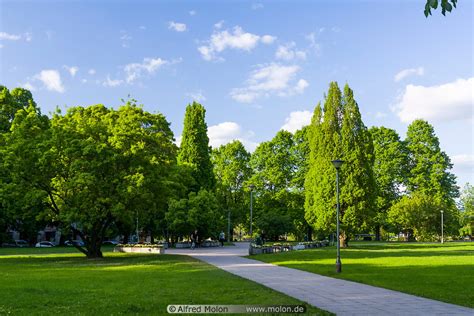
[0,247,328,315]
[251,242,474,308]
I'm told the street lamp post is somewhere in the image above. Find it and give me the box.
[136,212,139,243]
[441,210,444,244]
[332,159,344,273]
[249,184,255,237]
[227,209,231,242]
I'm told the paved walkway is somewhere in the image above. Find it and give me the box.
[168,243,473,315]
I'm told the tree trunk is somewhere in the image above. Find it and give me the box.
[375,225,381,241]
[85,236,103,258]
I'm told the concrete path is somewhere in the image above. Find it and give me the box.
[168,242,473,315]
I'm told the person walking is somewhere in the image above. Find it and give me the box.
[191,230,198,249]
[219,231,225,247]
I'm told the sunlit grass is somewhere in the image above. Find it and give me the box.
[0,247,329,315]
[252,242,474,307]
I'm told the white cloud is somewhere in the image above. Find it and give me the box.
[375,111,388,119]
[207,122,258,151]
[81,79,87,83]
[281,110,312,133]
[88,69,96,75]
[394,77,474,123]
[189,10,196,16]
[261,35,276,44]
[21,82,36,91]
[0,44,3,49]
[24,32,32,42]
[214,20,225,29]
[34,70,65,93]
[452,154,474,184]
[175,135,182,147]
[169,21,187,32]
[124,57,169,83]
[305,31,322,55]
[103,75,123,87]
[251,3,264,10]
[452,154,474,172]
[187,90,206,102]
[120,31,132,48]
[0,31,32,42]
[394,67,424,82]
[139,25,146,30]
[63,65,79,77]
[0,32,21,40]
[275,42,306,61]
[198,26,275,61]
[294,79,309,94]
[231,63,308,103]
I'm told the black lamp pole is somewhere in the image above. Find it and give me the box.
[332,159,344,273]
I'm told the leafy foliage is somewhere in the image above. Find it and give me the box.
[459,183,474,236]
[405,120,459,204]
[424,0,457,17]
[177,102,215,190]
[212,140,252,232]
[3,100,176,257]
[305,82,376,243]
[388,191,459,241]
[369,127,408,237]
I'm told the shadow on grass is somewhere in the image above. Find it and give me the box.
[349,242,474,251]
[0,252,330,315]
[275,260,474,308]
[252,245,473,263]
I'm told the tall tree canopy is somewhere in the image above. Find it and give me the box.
[3,101,176,257]
[369,127,407,240]
[249,130,304,240]
[212,140,252,232]
[405,119,458,204]
[305,82,376,245]
[177,102,215,190]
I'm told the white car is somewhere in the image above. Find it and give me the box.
[35,241,55,248]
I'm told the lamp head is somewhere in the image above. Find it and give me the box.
[331,159,344,170]
[249,184,255,190]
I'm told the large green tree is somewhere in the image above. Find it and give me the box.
[369,126,408,240]
[339,84,376,244]
[4,102,176,257]
[305,82,376,246]
[388,191,458,241]
[405,120,458,203]
[212,140,252,239]
[0,87,46,245]
[177,102,215,190]
[250,130,305,240]
[459,183,474,237]
[166,189,221,241]
[388,119,460,240]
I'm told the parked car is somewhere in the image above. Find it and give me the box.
[102,240,119,245]
[35,241,55,248]
[64,240,84,247]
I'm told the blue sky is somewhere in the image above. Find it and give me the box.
[0,0,473,187]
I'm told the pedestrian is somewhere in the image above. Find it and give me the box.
[219,231,225,247]
[191,230,198,249]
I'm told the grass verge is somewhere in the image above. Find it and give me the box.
[0,247,329,315]
[251,242,474,308]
